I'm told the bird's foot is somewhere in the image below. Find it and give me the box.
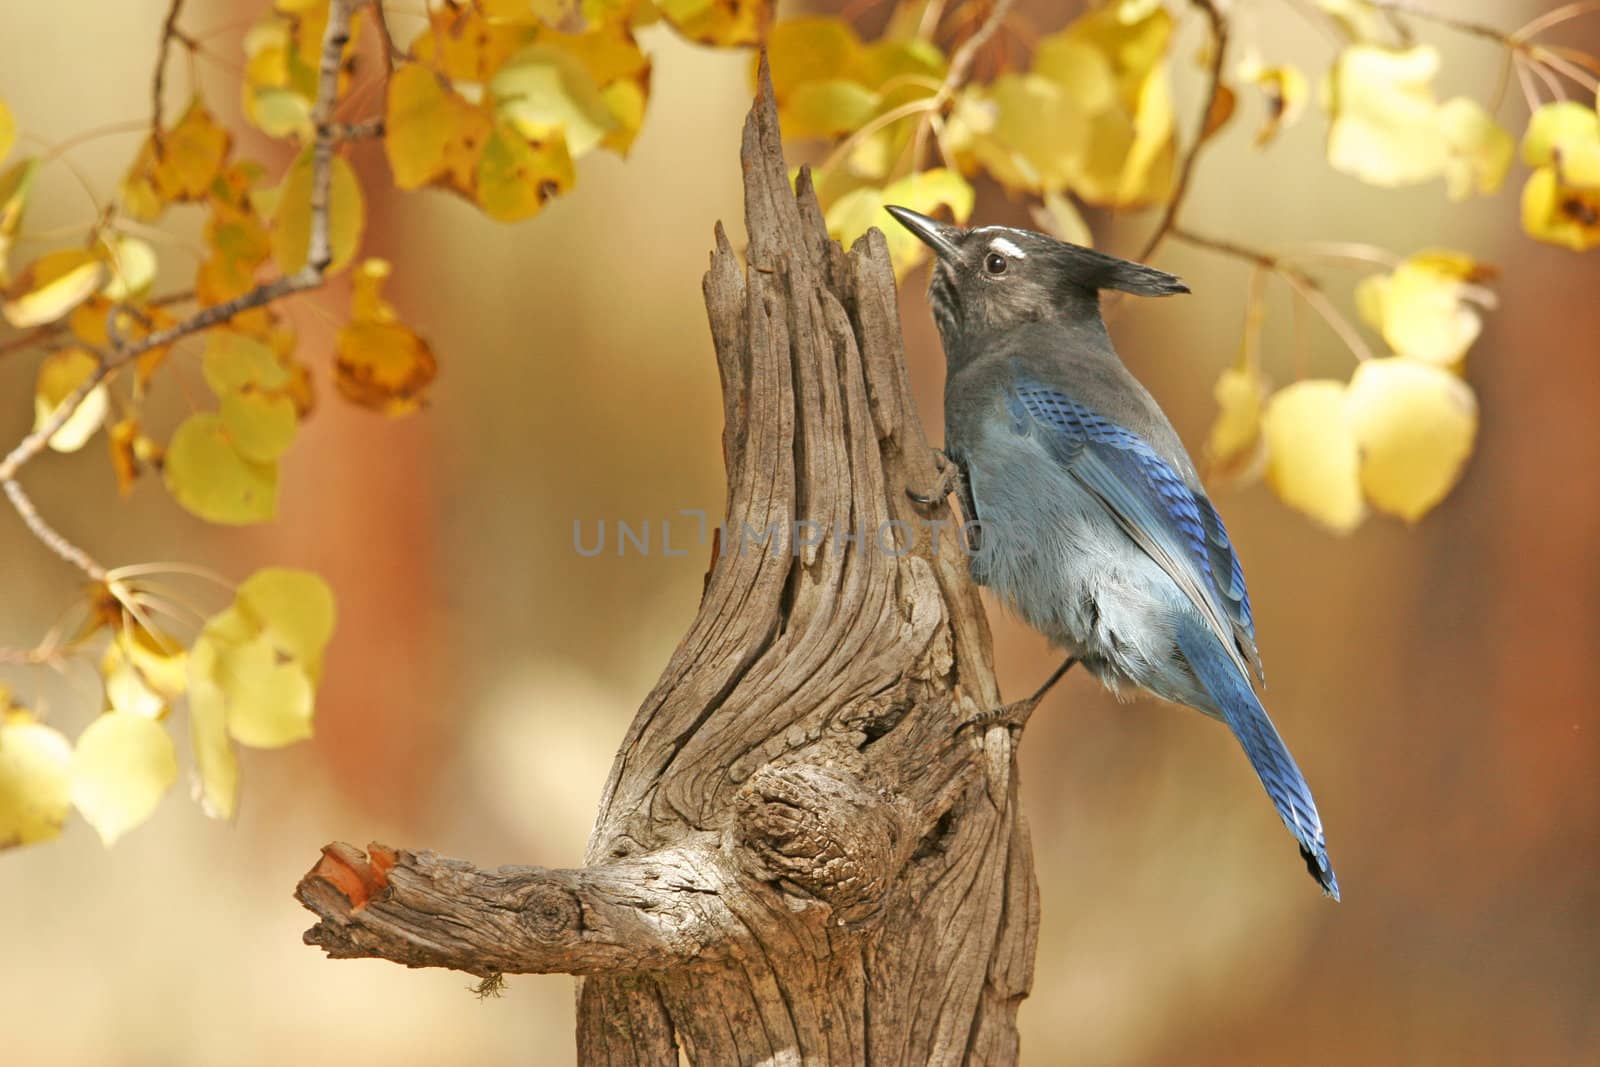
[906,449,960,507]
[961,657,1079,735]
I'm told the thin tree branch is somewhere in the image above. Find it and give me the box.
[1171,226,1376,363]
[1137,0,1228,264]
[909,0,1016,171]
[0,290,194,361]
[151,0,193,147]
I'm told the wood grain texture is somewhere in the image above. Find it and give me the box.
[297,61,1040,1066]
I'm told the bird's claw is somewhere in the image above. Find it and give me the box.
[907,449,960,507]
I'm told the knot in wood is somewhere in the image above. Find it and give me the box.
[735,763,897,922]
[518,882,580,944]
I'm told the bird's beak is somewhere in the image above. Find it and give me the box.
[885,205,961,262]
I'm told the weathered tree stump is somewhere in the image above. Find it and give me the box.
[296,64,1039,1066]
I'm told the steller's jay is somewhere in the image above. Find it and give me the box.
[886,205,1338,899]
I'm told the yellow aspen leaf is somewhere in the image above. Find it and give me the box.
[1347,357,1476,521]
[1206,365,1268,483]
[385,64,486,192]
[492,45,617,158]
[599,78,648,155]
[120,625,187,699]
[539,25,652,156]
[220,391,298,463]
[70,711,177,846]
[350,258,397,323]
[1262,380,1365,533]
[784,80,881,140]
[1522,167,1600,251]
[654,0,769,47]
[1438,98,1513,201]
[335,321,439,415]
[1116,64,1177,206]
[1519,102,1600,250]
[4,248,104,327]
[214,634,315,748]
[269,152,364,275]
[33,348,109,453]
[0,156,35,284]
[120,139,166,221]
[0,710,72,849]
[1522,101,1600,182]
[101,638,167,720]
[1327,45,1447,187]
[185,652,237,819]
[108,417,142,496]
[236,567,336,676]
[476,121,575,221]
[153,100,231,201]
[825,168,974,277]
[965,76,1089,194]
[1243,64,1307,147]
[164,412,278,525]
[1031,36,1116,114]
[412,0,536,83]
[0,99,15,162]
[98,235,158,302]
[767,17,862,99]
[1355,251,1494,366]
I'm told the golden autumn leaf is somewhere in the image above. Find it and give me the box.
[70,711,177,846]
[4,248,104,327]
[384,63,492,193]
[1438,97,1513,201]
[160,100,232,197]
[101,637,168,720]
[220,391,298,463]
[412,0,537,83]
[164,412,279,525]
[476,120,575,221]
[1355,251,1494,366]
[1519,102,1600,251]
[0,156,37,284]
[189,568,335,753]
[350,257,397,322]
[269,151,364,274]
[335,321,439,415]
[825,168,974,277]
[202,329,290,394]
[1206,364,1268,483]
[1347,357,1477,521]
[1262,379,1365,533]
[186,643,239,820]
[0,709,73,849]
[98,234,158,302]
[108,417,142,496]
[492,45,617,158]
[1327,45,1446,187]
[33,348,109,453]
[655,0,769,47]
[0,98,14,162]
[767,17,862,99]
[1240,63,1307,147]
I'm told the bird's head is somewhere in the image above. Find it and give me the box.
[884,206,1188,353]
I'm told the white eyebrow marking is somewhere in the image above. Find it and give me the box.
[990,236,1026,259]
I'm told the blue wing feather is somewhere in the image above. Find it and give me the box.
[1009,378,1261,677]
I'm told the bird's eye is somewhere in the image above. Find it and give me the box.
[984,252,1008,275]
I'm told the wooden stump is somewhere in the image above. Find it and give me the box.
[297,62,1039,1067]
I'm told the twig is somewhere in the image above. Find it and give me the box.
[1365,0,1509,45]
[369,0,402,75]
[0,290,195,360]
[909,0,1016,171]
[1171,227,1376,363]
[1513,0,1600,42]
[1137,0,1228,263]
[2,0,358,582]
[152,0,193,149]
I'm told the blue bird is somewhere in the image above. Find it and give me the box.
[886,206,1338,900]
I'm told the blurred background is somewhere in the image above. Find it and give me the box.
[2,1,1597,1064]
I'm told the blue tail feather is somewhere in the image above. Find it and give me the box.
[1175,615,1340,900]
